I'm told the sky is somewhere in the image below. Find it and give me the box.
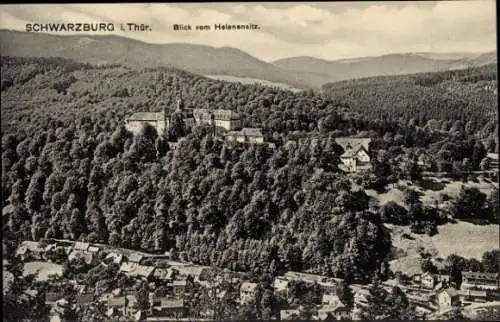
[0,2,496,61]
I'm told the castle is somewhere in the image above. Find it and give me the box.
[125,95,242,136]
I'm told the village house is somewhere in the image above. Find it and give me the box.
[119,262,155,280]
[322,294,342,306]
[437,287,460,309]
[67,242,99,265]
[317,303,351,320]
[153,267,176,282]
[149,294,186,318]
[421,272,437,289]
[280,309,301,320]
[273,276,290,298]
[16,241,44,261]
[127,253,145,264]
[486,153,499,170]
[239,282,259,304]
[461,272,500,291]
[335,137,372,172]
[459,289,488,303]
[104,252,123,265]
[225,127,264,144]
[282,271,339,294]
[104,294,138,317]
[170,280,187,296]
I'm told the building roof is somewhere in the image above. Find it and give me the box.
[335,137,371,151]
[119,262,137,273]
[68,250,94,265]
[73,242,90,251]
[487,153,499,160]
[172,280,187,287]
[105,252,123,265]
[136,265,155,278]
[87,246,100,253]
[463,271,499,280]
[240,282,258,292]
[107,294,137,307]
[440,287,459,298]
[128,112,164,121]
[280,309,300,319]
[153,298,184,309]
[322,294,341,305]
[241,128,263,137]
[127,253,144,263]
[460,290,488,297]
[16,241,43,255]
[421,272,436,280]
[75,293,94,304]
[153,268,175,280]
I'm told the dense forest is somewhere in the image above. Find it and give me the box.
[322,63,498,140]
[1,57,498,285]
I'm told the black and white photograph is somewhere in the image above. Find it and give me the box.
[1,2,498,321]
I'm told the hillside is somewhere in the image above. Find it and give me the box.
[0,30,312,89]
[272,52,497,84]
[1,56,498,288]
[0,30,496,89]
[321,63,498,138]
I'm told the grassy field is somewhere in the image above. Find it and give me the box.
[388,221,499,276]
[366,177,498,208]
[205,75,302,92]
[23,261,63,281]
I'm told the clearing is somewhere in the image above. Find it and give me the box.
[205,75,302,92]
[23,261,63,281]
[366,177,498,208]
[387,221,499,276]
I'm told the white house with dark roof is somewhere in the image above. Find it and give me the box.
[335,137,372,172]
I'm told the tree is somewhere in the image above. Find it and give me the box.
[337,280,355,310]
[359,276,390,320]
[135,284,150,312]
[481,250,500,273]
[452,186,487,220]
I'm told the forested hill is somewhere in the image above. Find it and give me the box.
[1,56,497,284]
[1,56,394,283]
[322,63,498,137]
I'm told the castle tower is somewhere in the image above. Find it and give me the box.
[176,92,184,112]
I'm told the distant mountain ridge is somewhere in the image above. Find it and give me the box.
[0,29,496,88]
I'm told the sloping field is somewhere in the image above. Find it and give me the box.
[366,177,498,208]
[205,74,302,92]
[388,221,499,276]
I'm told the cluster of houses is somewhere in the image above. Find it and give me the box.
[15,239,498,320]
[124,96,265,145]
[273,271,351,320]
[409,270,500,313]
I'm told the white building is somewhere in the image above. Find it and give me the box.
[335,138,372,172]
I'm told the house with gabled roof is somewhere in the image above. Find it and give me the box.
[335,137,372,172]
[437,287,460,309]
